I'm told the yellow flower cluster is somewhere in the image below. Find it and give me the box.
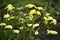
[27,23,39,29]
[4,14,15,21]
[0,23,13,29]
[25,4,43,21]
[47,30,58,35]
[25,4,43,10]
[43,13,57,25]
[5,4,15,11]
[29,9,41,19]
[29,9,41,16]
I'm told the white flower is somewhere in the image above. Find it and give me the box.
[47,30,58,34]
[5,25,13,29]
[13,30,20,34]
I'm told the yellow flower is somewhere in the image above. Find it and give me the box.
[35,7,43,10]
[44,21,48,24]
[10,16,15,19]
[50,19,57,25]
[0,23,6,26]
[19,18,25,21]
[33,23,39,29]
[29,15,34,19]
[47,30,58,35]
[25,16,33,20]
[20,26,24,30]
[4,14,10,18]
[25,4,36,8]
[43,17,48,21]
[43,16,53,20]
[27,24,32,27]
[19,18,25,23]
[35,31,39,35]
[29,9,36,15]
[5,16,15,21]
[13,30,20,34]
[36,11,41,16]
[48,16,53,20]
[7,18,11,21]
[17,7,23,10]
[45,13,50,16]
[5,25,13,29]
[5,4,15,11]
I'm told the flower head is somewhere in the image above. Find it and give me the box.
[4,14,10,18]
[36,11,41,16]
[19,18,25,23]
[43,17,48,21]
[35,7,43,10]
[27,24,32,27]
[29,9,36,15]
[33,23,39,29]
[34,31,39,35]
[48,16,53,20]
[5,4,15,11]
[5,25,13,29]
[20,26,24,30]
[13,30,20,34]
[10,16,15,19]
[26,4,36,8]
[0,23,6,26]
[50,19,57,25]
[45,13,50,16]
[47,30,58,34]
